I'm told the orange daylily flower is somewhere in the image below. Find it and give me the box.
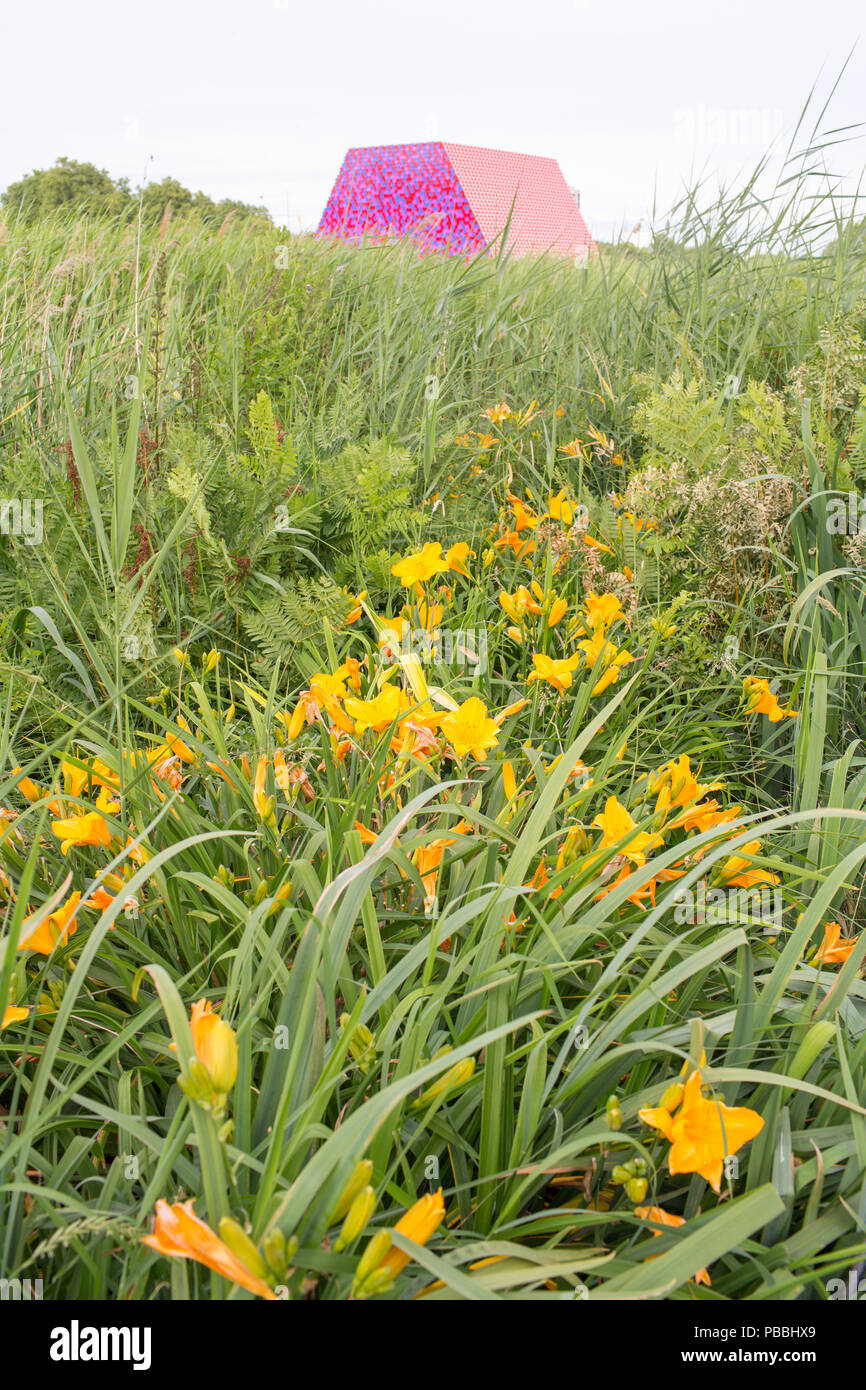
[742,676,799,722]
[810,921,860,966]
[633,1206,710,1285]
[189,998,238,1094]
[506,492,538,532]
[715,839,779,889]
[639,1069,763,1193]
[345,590,367,624]
[650,755,725,828]
[412,822,471,907]
[582,591,625,632]
[493,697,529,727]
[379,1189,446,1278]
[582,533,614,556]
[143,1199,275,1299]
[493,531,536,559]
[12,767,44,802]
[19,891,82,954]
[547,597,568,628]
[578,631,634,695]
[499,585,542,624]
[559,438,584,457]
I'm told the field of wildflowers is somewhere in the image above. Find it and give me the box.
[1,165,866,1305]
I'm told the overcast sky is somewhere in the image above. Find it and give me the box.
[1,0,864,241]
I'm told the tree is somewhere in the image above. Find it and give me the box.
[1,157,133,221]
[0,157,270,228]
[140,177,195,224]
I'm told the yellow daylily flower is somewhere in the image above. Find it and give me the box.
[446,542,473,576]
[547,490,574,525]
[440,697,499,761]
[527,651,581,695]
[391,543,449,591]
[50,811,112,857]
[499,585,542,623]
[592,796,663,867]
[345,682,411,736]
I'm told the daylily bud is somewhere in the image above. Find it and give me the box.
[548,597,567,627]
[206,1019,238,1094]
[340,1014,377,1071]
[353,1229,393,1290]
[218,1217,269,1279]
[353,1265,395,1300]
[178,1059,211,1103]
[659,1082,684,1112]
[502,760,517,802]
[606,1094,622,1131]
[188,1001,239,1097]
[331,1159,375,1223]
[611,1164,633,1185]
[789,1021,836,1079]
[625,1177,648,1202]
[334,1186,376,1251]
[186,1058,210,1090]
[412,1057,476,1108]
[285,703,306,741]
[173,647,188,666]
[13,769,42,802]
[263,1226,288,1277]
[203,649,219,674]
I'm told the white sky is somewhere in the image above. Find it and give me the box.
[1,0,864,241]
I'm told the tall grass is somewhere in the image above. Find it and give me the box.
[1,113,866,1302]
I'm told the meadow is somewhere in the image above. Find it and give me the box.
[1,156,866,1302]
